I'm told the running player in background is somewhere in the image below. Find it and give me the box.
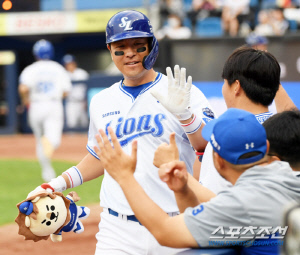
[62,54,89,129]
[19,39,72,182]
[27,10,214,254]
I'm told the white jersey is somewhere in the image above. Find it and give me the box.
[67,67,89,81]
[199,112,274,194]
[87,72,215,215]
[66,68,89,102]
[19,60,72,102]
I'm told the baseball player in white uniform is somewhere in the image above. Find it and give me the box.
[27,11,215,254]
[19,39,72,182]
[62,54,89,129]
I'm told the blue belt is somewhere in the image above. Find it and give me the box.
[108,208,142,225]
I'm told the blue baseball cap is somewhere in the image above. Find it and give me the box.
[62,54,76,65]
[19,201,34,215]
[202,108,267,165]
[246,33,269,46]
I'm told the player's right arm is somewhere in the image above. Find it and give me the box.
[74,153,104,183]
[28,153,104,197]
[18,83,30,107]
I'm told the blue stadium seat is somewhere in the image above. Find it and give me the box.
[183,17,193,30]
[288,19,298,32]
[183,0,193,11]
[195,17,223,37]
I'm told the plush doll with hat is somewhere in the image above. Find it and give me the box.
[15,184,90,242]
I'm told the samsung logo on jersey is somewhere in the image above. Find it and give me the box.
[102,111,120,118]
[105,113,167,146]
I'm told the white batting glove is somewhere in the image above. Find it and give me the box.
[151,65,193,121]
[27,176,67,198]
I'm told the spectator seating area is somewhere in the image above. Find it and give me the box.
[40,0,300,38]
[158,0,300,38]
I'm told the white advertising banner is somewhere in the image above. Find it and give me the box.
[6,11,76,35]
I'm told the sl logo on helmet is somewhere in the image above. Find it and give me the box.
[119,17,133,31]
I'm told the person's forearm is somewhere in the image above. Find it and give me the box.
[62,153,104,189]
[180,116,208,152]
[188,173,216,203]
[174,180,200,213]
[118,175,198,248]
[118,175,170,239]
[275,84,297,112]
[174,173,216,213]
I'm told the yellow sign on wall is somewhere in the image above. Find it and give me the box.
[0,14,7,35]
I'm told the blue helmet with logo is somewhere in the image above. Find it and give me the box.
[62,54,76,65]
[106,10,159,70]
[245,33,269,46]
[33,39,54,60]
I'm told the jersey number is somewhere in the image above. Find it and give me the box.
[37,82,54,93]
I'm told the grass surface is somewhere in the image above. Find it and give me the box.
[0,159,103,226]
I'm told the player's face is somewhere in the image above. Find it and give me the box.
[109,38,150,79]
[222,79,235,108]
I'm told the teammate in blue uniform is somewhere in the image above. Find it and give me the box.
[27,10,214,254]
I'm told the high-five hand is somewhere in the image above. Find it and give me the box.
[94,127,138,184]
[151,65,193,120]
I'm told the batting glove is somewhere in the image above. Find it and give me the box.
[27,176,67,198]
[151,65,193,121]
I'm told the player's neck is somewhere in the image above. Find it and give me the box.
[123,69,157,87]
[234,96,269,115]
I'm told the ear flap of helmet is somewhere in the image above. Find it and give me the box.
[142,36,159,70]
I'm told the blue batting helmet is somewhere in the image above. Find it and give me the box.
[33,39,54,60]
[245,33,269,46]
[62,54,76,65]
[106,10,159,70]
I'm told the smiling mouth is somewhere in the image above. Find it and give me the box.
[126,61,139,65]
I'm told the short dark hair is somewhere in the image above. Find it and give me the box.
[222,46,280,106]
[263,109,300,169]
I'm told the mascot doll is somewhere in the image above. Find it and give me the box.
[15,184,90,242]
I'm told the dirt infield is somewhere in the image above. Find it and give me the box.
[0,133,101,255]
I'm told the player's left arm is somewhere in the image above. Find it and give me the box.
[61,68,72,99]
[151,65,209,152]
[94,127,199,248]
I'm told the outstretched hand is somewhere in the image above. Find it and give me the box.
[94,126,138,183]
[153,132,179,168]
[159,160,188,193]
[151,65,193,120]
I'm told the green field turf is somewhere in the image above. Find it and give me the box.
[0,159,103,226]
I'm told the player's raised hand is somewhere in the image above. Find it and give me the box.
[151,65,193,120]
[94,127,138,183]
[153,132,179,168]
[159,160,188,193]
